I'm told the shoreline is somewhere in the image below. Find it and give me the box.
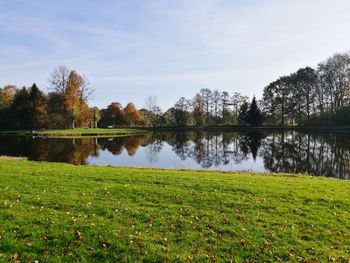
[1,125,350,138]
[0,128,147,138]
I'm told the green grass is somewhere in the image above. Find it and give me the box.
[0,128,146,138]
[0,160,349,262]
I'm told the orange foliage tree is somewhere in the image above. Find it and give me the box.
[28,83,48,129]
[49,66,94,128]
[124,103,142,127]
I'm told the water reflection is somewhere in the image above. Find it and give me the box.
[0,131,349,179]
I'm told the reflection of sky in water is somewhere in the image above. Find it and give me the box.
[88,142,267,172]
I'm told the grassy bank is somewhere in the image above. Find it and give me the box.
[0,160,349,262]
[0,128,146,138]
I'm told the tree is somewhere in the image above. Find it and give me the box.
[163,108,176,127]
[246,97,263,126]
[145,96,160,127]
[9,87,31,129]
[192,93,205,126]
[231,92,249,124]
[90,107,101,128]
[98,102,124,127]
[200,88,212,126]
[238,101,249,125]
[124,103,142,127]
[49,66,94,128]
[317,53,350,115]
[0,85,17,110]
[47,92,66,128]
[0,85,17,128]
[28,83,47,129]
[49,65,70,93]
[65,70,83,128]
[262,76,295,126]
[221,91,230,125]
[152,105,164,127]
[289,67,317,123]
[211,90,222,124]
[174,97,190,127]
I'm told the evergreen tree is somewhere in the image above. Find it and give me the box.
[10,87,31,129]
[246,97,263,126]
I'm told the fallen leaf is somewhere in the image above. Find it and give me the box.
[240,239,248,246]
[239,215,246,222]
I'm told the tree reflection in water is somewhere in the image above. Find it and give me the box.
[0,131,349,179]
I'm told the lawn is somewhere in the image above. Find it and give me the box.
[0,128,146,138]
[0,160,349,262]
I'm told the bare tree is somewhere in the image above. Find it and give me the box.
[49,65,94,102]
[145,95,158,113]
[231,92,249,124]
[221,91,230,125]
[211,90,222,124]
[48,65,70,93]
[145,95,162,127]
[192,93,205,126]
[79,75,94,103]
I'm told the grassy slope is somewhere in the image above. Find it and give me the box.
[0,160,349,262]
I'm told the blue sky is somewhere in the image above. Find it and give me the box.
[1,0,350,109]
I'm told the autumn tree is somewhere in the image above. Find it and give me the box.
[0,85,18,128]
[0,85,17,110]
[28,83,48,129]
[48,66,94,128]
[98,102,124,127]
[65,70,83,128]
[124,103,142,127]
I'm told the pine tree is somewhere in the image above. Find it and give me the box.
[246,97,263,126]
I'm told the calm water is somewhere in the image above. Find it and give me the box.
[1,131,350,180]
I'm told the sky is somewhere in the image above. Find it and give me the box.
[1,0,350,110]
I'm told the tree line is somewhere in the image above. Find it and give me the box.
[1,51,350,130]
[262,52,350,126]
[0,66,94,129]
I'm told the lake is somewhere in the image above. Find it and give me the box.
[1,130,349,179]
